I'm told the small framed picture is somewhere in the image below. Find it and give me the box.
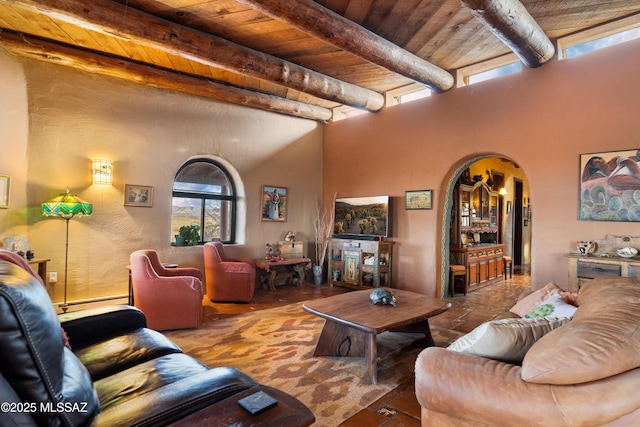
[261,185,287,222]
[405,190,432,210]
[124,184,154,207]
[0,175,9,209]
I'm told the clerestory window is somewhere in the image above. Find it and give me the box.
[171,159,236,244]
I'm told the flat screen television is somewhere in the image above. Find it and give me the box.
[333,195,389,240]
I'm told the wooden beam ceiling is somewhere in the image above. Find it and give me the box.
[234,0,454,93]
[1,0,635,121]
[461,0,555,67]
[0,31,333,121]
[10,0,385,112]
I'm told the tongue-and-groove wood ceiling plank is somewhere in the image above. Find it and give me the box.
[0,0,638,121]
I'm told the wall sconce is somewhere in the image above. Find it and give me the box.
[92,159,113,185]
[499,187,507,196]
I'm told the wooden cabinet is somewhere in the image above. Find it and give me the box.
[328,238,394,290]
[451,244,504,291]
[451,182,499,246]
[450,180,503,292]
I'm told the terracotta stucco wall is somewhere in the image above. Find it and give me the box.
[323,38,640,296]
[0,49,322,305]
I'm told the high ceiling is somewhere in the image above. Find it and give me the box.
[0,0,638,121]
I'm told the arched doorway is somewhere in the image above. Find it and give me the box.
[439,155,531,297]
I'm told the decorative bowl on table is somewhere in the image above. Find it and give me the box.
[616,247,638,258]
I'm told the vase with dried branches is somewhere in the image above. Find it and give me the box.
[313,193,336,284]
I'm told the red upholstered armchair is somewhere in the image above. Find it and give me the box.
[137,248,203,282]
[130,250,203,330]
[203,242,255,303]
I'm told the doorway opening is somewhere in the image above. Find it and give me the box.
[440,156,531,298]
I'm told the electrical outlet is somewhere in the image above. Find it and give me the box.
[48,272,57,284]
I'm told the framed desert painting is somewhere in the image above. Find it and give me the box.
[405,189,432,210]
[580,149,640,221]
[261,185,287,222]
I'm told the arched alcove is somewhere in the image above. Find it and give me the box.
[438,155,531,298]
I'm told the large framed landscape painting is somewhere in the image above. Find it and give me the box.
[580,149,640,221]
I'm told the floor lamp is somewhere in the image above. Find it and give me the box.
[42,189,92,313]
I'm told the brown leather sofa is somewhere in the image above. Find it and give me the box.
[415,276,640,426]
[0,255,312,426]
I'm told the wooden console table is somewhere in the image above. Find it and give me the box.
[28,258,50,283]
[254,257,311,291]
[567,235,640,292]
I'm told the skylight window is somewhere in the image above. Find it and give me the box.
[467,62,523,85]
[564,27,640,58]
[398,88,432,104]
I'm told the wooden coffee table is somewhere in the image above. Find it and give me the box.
[303,288,451,384]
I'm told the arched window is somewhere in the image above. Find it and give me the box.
[171,159,236,244]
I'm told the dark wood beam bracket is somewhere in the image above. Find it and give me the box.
[461,0,555,68]
[9,0,385,111]
[235,0,454,93]
[0,31,332,121]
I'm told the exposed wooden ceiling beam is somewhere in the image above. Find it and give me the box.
[461,0,555,68]
[0,31,332,121]
[9,0,385,111]
[234,0,454,93]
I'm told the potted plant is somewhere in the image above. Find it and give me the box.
[178,225,200,246]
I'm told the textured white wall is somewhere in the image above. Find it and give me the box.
[0,49,322,304]
[0,48,29,236]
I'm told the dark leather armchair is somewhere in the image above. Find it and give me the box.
[0,259,260,426]
[203,242,255,302]
[130,249,203,330]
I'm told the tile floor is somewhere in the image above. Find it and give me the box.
[201,269,531,427]
[338,270,531,426]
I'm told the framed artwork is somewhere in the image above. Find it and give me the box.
[0,175,9,208]
[405,190,432,210]
[580,149,640,221]
[124,184,154,207]
[343,250,360,284]
[261,185,287,222]
[506,201,512,214]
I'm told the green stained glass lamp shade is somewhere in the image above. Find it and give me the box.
[42,190,92,219]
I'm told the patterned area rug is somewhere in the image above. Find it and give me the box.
[164,302,462,426]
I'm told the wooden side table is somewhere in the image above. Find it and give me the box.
[254,257,311,291]
[28,258,50,283]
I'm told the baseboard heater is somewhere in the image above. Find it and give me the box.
[54,294,129,311]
